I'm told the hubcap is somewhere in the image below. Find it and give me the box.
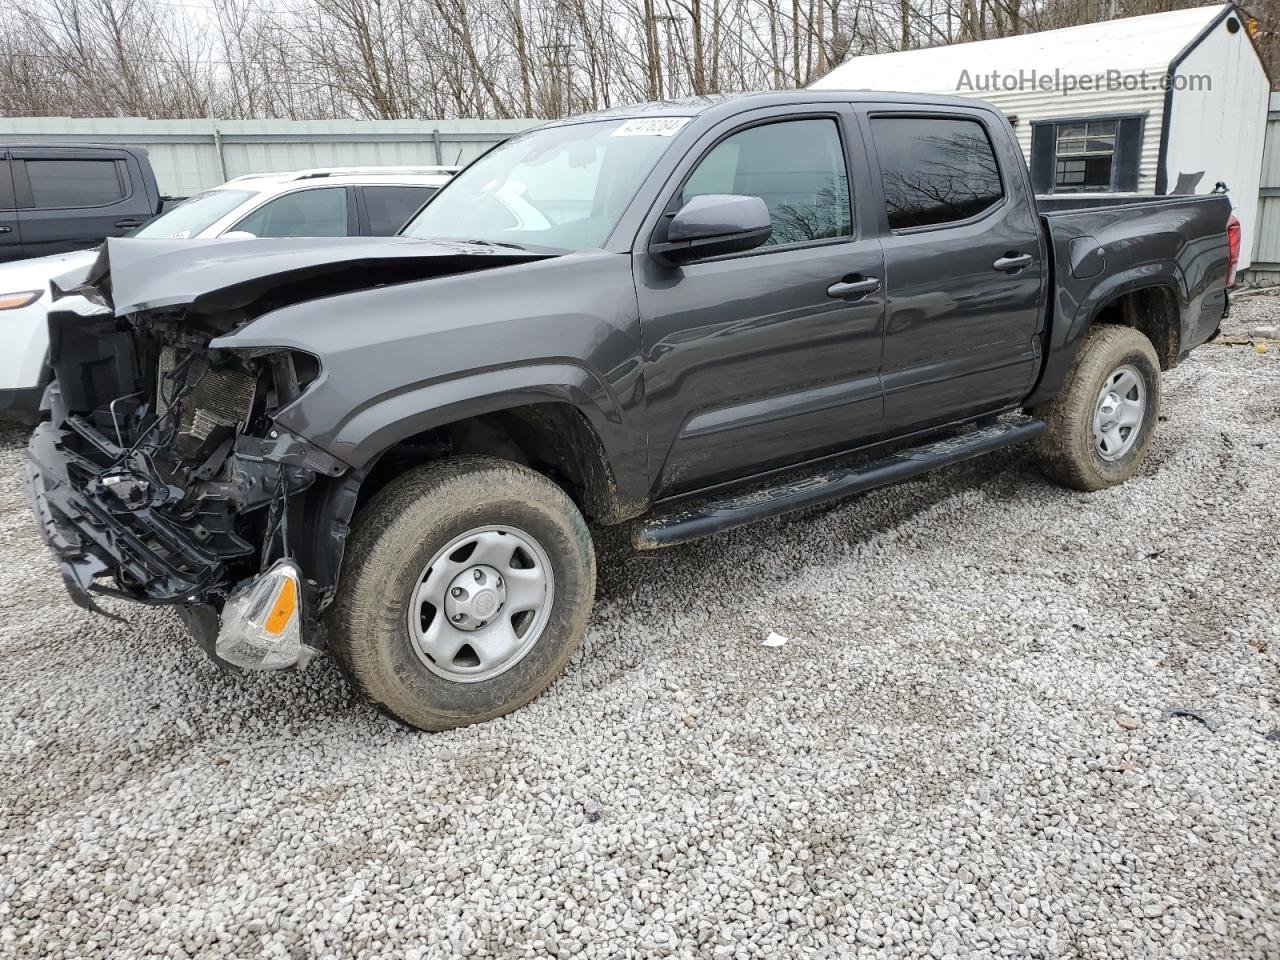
[1092,364,1146,461]
[407,526,554,683]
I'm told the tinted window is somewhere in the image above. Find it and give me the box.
[234,187,349,238]
[683,118,851,246]
[363,185,436,236]
[26,159,125,208]
[872,118,1003,229]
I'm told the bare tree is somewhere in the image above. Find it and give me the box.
[0,0,1274,119]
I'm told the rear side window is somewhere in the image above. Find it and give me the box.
[871,117,1003,230]
[362,185,436,236]
[234,187,349,238]
[682,118,851,246]
[25,159,125,208]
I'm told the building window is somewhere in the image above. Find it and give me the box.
[1054,120,1117,191]
[1030,115,1144,195]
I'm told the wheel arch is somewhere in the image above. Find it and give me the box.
[1027,263,1186,408]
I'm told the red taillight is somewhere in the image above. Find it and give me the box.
[1226,214,1241,287]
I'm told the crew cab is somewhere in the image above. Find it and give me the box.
[25,92,1236,730]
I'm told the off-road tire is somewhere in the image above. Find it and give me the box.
[1033,324,1162,491]
[328,456,596,730]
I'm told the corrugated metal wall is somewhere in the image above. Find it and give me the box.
[0,118,540,197]
[1250,94,1280,283]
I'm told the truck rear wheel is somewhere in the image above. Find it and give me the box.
[329,456,596,730]
[1033,324,1162,491]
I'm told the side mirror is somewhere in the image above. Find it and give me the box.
[221,230,257,240]
[651,194,772,265]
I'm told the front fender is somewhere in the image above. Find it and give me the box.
[212,248,649,513]
[294,361,647,513]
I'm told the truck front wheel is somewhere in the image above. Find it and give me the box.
[329,456,596,730]
[1033,325,1162,491]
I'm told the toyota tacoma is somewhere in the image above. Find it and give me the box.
[25,92,1238,729]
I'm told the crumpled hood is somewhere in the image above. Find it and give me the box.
[51,236,551,320]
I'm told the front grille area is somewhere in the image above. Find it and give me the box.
[157,346,257,453]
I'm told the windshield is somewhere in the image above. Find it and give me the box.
[402,118,687,251]
[131,189,256,239]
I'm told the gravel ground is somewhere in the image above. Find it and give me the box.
[2,298,1279,960]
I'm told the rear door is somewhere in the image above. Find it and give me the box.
[0,156,20,263]
[635,105,886,497]
[863,109,1047,433]
[358,185,438,236]
[12,147,155,257]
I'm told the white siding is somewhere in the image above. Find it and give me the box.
[1168,14,1270,269]
[811,5,1233,193]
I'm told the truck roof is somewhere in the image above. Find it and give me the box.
[555,89,1000,126]
[0,141,152,157]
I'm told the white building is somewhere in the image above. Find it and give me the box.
[812,4,1271,268]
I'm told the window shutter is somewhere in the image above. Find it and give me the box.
[1113,116,1144,192]
[1029,123,1056,194]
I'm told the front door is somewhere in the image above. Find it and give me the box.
[636,109,885,498]
[866,112,1046,433]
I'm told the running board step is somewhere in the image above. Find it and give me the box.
[633,418,1045,549]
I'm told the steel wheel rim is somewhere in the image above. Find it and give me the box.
[407,524,554,683]
[1092,363,1146,462]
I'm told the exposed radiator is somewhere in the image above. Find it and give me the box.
[157,346,257,452]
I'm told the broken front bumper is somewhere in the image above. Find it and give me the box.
[25,420,249,611]
[24,418,327,669]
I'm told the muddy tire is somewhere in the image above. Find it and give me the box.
[1033,324,1162,492]
[328,456,595,731]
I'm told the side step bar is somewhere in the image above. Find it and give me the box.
[633,417,1045,549]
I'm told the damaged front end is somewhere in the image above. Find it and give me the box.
[26,235,546,669]
[26,246,359,670]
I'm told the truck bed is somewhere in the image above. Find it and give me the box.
[1025,191,1232,410]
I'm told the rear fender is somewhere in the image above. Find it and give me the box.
[1025,262,1184,409]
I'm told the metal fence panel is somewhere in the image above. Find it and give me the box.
[1251,94,1280,277]
[0,118,539,196]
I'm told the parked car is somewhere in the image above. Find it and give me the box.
[0,166,455,421]
[26,92,1236,731]
[0,144,172,264]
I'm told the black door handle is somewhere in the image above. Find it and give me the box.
[993,253,1033,273]
[0,226,12,234]
[114,218,142,229]
[827,276,881,300]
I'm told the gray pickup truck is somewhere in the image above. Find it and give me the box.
[26,91,1236,730]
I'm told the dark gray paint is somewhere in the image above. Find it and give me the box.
[60,235,549,316]
[862,105,1046,434]
[1025,191,1230,407]
[42,89,1233,553]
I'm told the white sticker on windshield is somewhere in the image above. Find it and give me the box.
[611,117,692,138]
